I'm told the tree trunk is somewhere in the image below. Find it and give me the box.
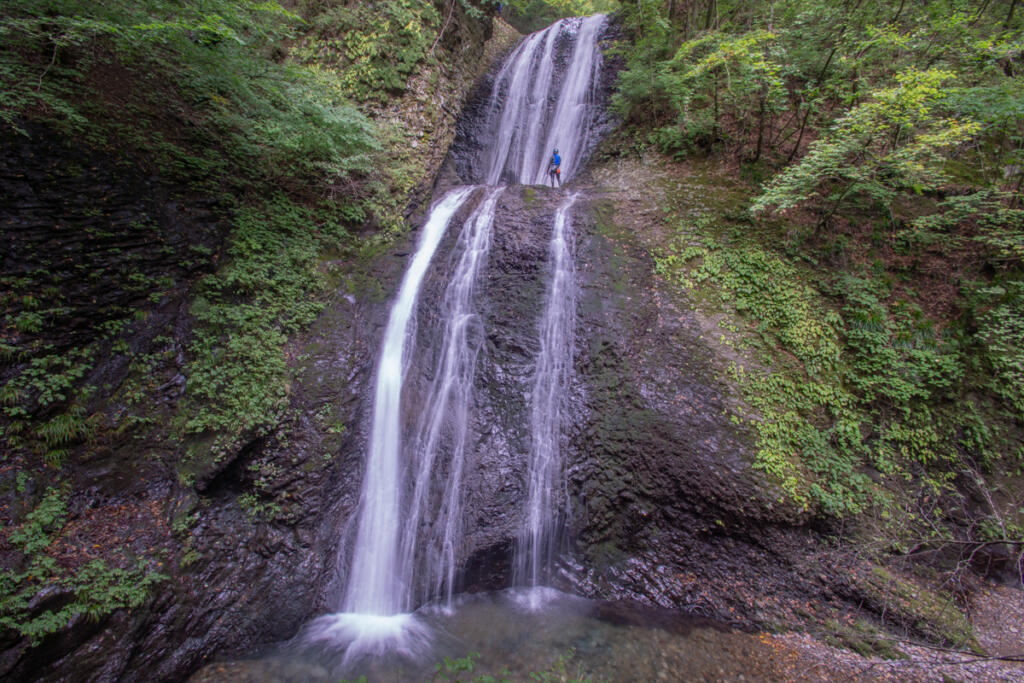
[1006,0,1019,27]
[712,71,720,143]
[754,90,766,162]
[787,43,839,163]
[969,0,991,27]
[891,0,906,24]
[705,0,717,30]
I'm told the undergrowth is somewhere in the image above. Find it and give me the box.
[656,218,1023,519]
[0,488,166,645]
[182,197,347,437]
[292,0,442,103]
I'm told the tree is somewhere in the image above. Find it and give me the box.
[751,68,980,224]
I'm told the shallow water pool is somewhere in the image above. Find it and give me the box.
[192,588,789,682]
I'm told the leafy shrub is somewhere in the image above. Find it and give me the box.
[182,196,348,438]
[296,0,440,100]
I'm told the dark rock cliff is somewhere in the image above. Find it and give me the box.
[0,126,370,681]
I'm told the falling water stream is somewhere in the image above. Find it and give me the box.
[515,192,578,599]
[399,186,504,613]
[342,187,475,619]
[302,186,477,662]
[481,14,606,185]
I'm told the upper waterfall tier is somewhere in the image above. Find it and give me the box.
[455,15,606,186]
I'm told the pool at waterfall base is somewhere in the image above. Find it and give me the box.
[192,589,795,682]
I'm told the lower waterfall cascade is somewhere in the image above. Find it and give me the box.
[515,192,579,599]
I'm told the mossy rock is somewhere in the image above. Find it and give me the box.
[823,617,908,660]
[857,565,981,653]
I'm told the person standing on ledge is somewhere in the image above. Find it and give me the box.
[549,148,561,187]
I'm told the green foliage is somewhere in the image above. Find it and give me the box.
[909,191,1024,265]
[293,0,441,101]
[1,350,92,416]
[970,281,1024,419]
[840,276,962,408]
[619,0,1024,523]
[0,489,166,645]
[1,345,99,466]
[0,0,377,191]
[502,0,618,33]
[613,0,1021,174]
[655,225,1000,515]
[660,236,871,512]
[181,196,348,439]
[751,68,980,217]
[237,491,281,522]
[7,488,67,555]
[628,28,787,156]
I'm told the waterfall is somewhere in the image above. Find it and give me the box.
[399,187,504,613]
[483,30,546,184]
[515,193,579,598]
[480,15,606,185]
[304,187,503,660]
[342,186,476,618]
[304,13,606,661]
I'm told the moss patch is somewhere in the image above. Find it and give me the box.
[855,565,981,652]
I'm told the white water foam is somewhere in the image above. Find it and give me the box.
[302,612,433,665]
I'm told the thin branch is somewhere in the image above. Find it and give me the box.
[430,0,457,58]
[37,39,60,92]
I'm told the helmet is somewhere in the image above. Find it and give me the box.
[553,148,559,154]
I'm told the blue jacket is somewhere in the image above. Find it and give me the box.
[550,153,561,168]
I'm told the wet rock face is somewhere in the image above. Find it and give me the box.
[379,182,832,626]
[559,195,838,626]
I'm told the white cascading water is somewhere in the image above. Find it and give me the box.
[483,29,547,184]
[531,16,604,184]
[304,13,606,661]
[303,186,476,660]
[515,193,579,603]
[481,14,605,185]
[343,186,475,618]
[398,187,504,613]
